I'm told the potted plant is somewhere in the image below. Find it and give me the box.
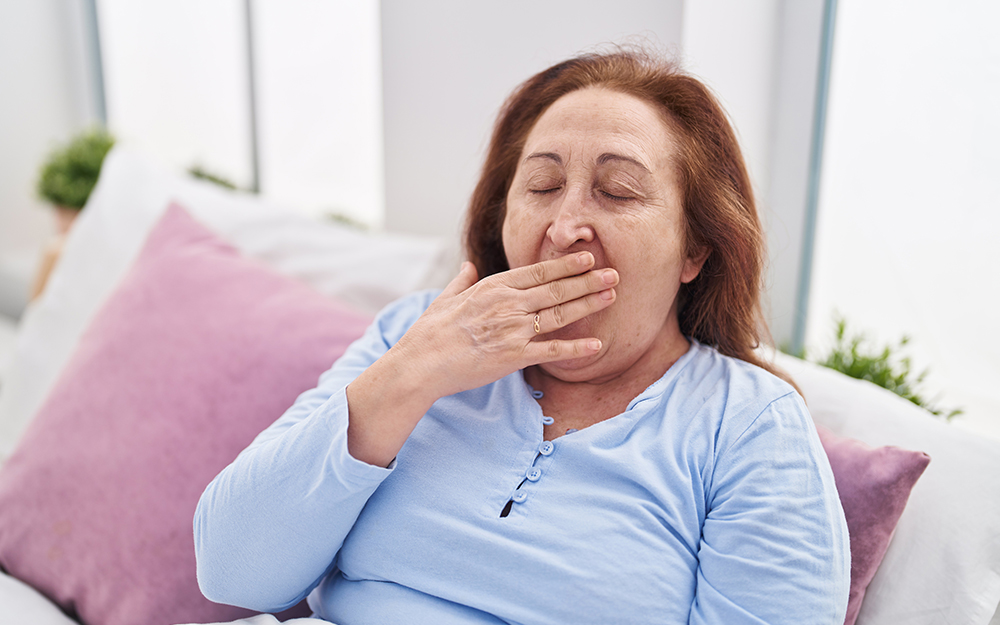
[36,127,115,234]
[31,128,115,299]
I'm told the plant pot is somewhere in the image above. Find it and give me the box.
[54,205,80,235]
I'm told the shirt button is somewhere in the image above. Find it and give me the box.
[513,491,528,503]
[531,390,544,399]
[541,416,555,425]
[538,441,554,456]
[526,467,542,482]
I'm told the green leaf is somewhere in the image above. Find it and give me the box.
[808,315,962,420]
[36,128,115,209]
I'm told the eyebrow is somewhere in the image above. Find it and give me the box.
[523,152,562,165]
[522,151,652,175]
[597,152,652,175]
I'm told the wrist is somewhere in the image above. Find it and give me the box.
[345,347,439,467]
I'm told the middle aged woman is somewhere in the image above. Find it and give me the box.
[195,49,850,624]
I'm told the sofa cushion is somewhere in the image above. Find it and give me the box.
[0,204,372,625]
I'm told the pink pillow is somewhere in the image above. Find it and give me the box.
[816,424,931,625]
[0,204,372,625]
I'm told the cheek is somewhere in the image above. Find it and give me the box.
[500,208,516,267]
[501,201,536,268]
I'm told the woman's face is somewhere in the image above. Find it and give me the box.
[502,87,706,383]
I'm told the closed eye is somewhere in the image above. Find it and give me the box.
[600,190,633,202]
[530,187,561,195]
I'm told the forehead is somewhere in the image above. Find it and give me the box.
[521,87,678,170]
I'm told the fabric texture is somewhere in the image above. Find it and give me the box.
[0,204,371,625]
[816,424,930,625]
[0,571,79,625]
[195,290,851,625]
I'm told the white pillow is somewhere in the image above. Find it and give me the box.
[0,147,455,463]
[0,570,80,625]
[772,352,1000,625]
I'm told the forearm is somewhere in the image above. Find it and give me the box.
[194,387,392,611]
[345,339,443,468]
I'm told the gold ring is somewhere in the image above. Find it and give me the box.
[533,313,541,334]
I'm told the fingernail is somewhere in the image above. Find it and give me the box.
[601,269,617,285]
[578,252,593,266]
[600,288,614,300]
[588,339,602,351]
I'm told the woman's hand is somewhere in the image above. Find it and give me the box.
[346,251,617,467]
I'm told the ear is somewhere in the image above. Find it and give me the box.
[680,247,710,284]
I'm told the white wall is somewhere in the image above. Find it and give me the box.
[681,0,828,348]
[0,0,98,319]
[681,0,781,204]
[807,0,1000,439]
[765,0,828,348]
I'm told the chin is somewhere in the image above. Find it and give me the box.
[536,352,605,382]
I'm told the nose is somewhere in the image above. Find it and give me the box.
[546,186,596,250]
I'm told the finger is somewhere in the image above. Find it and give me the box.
[524,267,618,312]
[525,337,603,365]
[536,288,616,334]
[498,251,595,290]
[439,261,478,298]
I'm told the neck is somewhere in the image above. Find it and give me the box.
[524,326,691,432]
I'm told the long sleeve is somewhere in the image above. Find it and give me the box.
[689,392,851,624]
[193,292,433,612]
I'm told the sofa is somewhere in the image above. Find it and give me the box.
[1,148,998,625]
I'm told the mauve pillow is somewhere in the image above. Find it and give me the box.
[816,424,931,625]
[0,204,372,625]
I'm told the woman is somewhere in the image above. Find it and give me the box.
[195,49,850,624]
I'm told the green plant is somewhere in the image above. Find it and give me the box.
[36,128,115,209]
[188,165,238,190]
[813,317,962,420]
[323,210,369,230]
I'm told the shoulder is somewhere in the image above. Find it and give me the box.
[669,342,813,455]
[673,342,802,418]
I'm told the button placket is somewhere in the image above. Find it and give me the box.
[500,433,559,516]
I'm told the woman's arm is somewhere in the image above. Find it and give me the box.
[193,299,410,611]
[690,392,851,624]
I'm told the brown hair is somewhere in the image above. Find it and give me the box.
[464,48,778,376]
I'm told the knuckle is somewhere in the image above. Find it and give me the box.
[550,304,566,328]
[546,279,565,303]
[546,341,561,359]
[529,263,548,285]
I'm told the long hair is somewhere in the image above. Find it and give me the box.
[464,48,776,376]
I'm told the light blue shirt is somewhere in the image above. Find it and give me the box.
[195,290,849,624]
